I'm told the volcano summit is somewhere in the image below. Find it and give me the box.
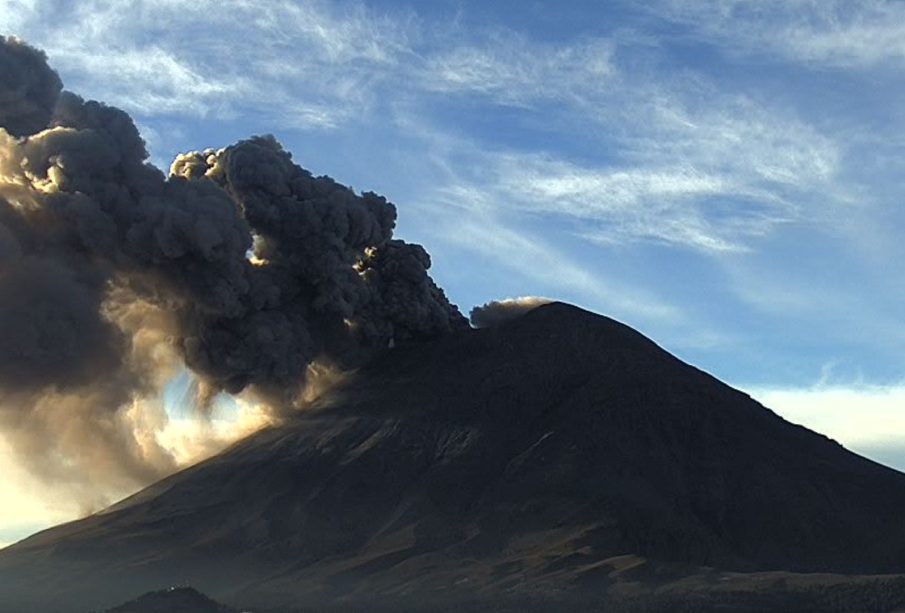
[4,303,905,612]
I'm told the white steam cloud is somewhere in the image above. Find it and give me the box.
[470,296,552,328]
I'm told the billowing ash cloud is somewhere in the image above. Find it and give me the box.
[470,296,552,328]
[169,138,466,401]
[0,37,62,137]
[0,37,467,507]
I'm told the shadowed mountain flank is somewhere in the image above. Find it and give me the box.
[3,303,905,612]
[100,587,236,613]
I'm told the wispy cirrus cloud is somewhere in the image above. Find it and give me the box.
[650,0,905,69]
[422,34,615,106]
[1,0,415,126]
[407,90,842,255]
[487,154,784,253]
[407,28,845,254]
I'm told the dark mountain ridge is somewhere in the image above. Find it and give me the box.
[100,587,236,613]
[3,302,905,612]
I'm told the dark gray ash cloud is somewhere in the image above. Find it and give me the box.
[0,36,62,137]
[0,37,468,505]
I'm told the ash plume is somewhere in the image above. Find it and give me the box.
[0,37,467,507]
[470,296,552,328]
[0,37,61,137]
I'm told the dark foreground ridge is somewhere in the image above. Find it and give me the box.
[100,587,236,613]
[4,302,905,613]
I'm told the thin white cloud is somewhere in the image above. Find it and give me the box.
[651,0,905,70]
[423,34,615,106]
[491,155,762,252]
[411,27,846,254]
[0,0,37,31]
[428,101,838,254]
[630,96,840,190]
[3,0,414,125]
[51,43,243,117]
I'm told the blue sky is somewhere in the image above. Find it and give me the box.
[3,0,905,540]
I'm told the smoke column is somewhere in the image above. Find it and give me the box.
[470,297,552,328]
[0,37,467,509]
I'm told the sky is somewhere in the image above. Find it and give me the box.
[2,0,905,545]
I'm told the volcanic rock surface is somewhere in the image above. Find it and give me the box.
[3,302,905,612]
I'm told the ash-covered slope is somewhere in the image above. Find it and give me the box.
[3,302,905,612]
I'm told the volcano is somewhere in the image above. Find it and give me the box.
[3,302,905,612]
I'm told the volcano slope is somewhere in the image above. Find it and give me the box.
[3,302,905,612]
